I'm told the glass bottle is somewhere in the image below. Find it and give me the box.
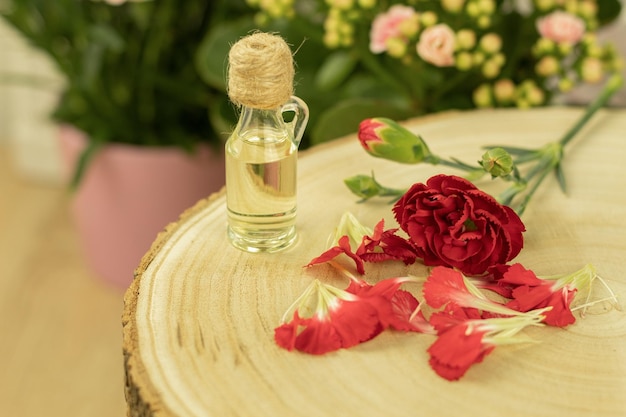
[225,96,309,253]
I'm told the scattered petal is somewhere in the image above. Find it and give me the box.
[307,235,365,274]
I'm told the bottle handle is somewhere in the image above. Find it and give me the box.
[281,96,309,148]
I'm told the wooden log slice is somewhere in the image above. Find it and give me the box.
[123,108,626,417]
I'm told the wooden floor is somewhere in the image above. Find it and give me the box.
[0,146,127,416]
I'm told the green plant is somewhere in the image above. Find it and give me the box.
[196,0,623,147]
[1,0,253,186]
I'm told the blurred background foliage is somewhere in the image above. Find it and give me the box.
[2,0,623,153]
[196,0,622,148]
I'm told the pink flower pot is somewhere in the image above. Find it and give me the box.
[58,125,225,290]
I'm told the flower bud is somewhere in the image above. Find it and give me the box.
[358,0,376,8]
[527,85,545,105]
[473,83,493,107]
[478,0,495,14]
[386,37,407,58]
[494,78,515,103]
[338,20,354,37]
[479,33,502,54]
[473,51,486,66]
[358,118,431,164]
[516,98,530,109]
[582,32,596,45]
[481,148,514,177]
[455,52,473,70]
[564,0,578,14]
[477,15,491,29]
[491,52,505,66]
[580,57,603,83]
[420,11,438,27]
[482,59,501,78]
[535,55,560,76]
[441,0,465,13]
[330,0,355,11]
[533,38,555,55]
[535,0,554,11]
[585,43,603,58]
[515,80,545,108]
[558,42,572,55]
[456,29,476,50]
[398,14,420,37]
[558,77,574,92]
[578,0,597,19]
[323,31,341,48]
[466,1,480,17]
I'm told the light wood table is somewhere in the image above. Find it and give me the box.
[123,108,626,417]
[0,146,126,417]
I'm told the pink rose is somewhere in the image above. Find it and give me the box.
[536,11,585,44]
[369,5,416,54]
[416,24,456,67]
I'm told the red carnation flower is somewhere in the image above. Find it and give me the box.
[392,174,525,275]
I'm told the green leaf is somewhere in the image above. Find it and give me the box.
[70,138,104,191]
[311,98,412,145]
[315,50,357,92]
[81,42,104,88]
[89,23,125,52]
[596,0,622,26]
[207,96,237,143]
[344,173,407,202]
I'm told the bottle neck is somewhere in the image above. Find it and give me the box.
[236,105,288,142]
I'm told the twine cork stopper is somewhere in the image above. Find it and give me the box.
[228,32,295,110]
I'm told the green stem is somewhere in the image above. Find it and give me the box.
[427,155,478,172]
[515,164,552,216]
[559,74,623,147]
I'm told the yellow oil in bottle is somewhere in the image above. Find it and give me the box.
[226,126,298,252]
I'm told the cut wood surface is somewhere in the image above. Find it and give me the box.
[123,108,626,417]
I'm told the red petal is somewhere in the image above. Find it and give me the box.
[294,318,343,355]
[428,303,483,333]
[306,235,365,274]
[330,299,384,347]
[349,276,406,299]
[387,290,435,333]
[427,323,494,381]
[274,312,310,351]
[499,263,544,286]
[423,266,473,309]
[507,286,577,327]
[542,288,577,327]
[276,296,385,355]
